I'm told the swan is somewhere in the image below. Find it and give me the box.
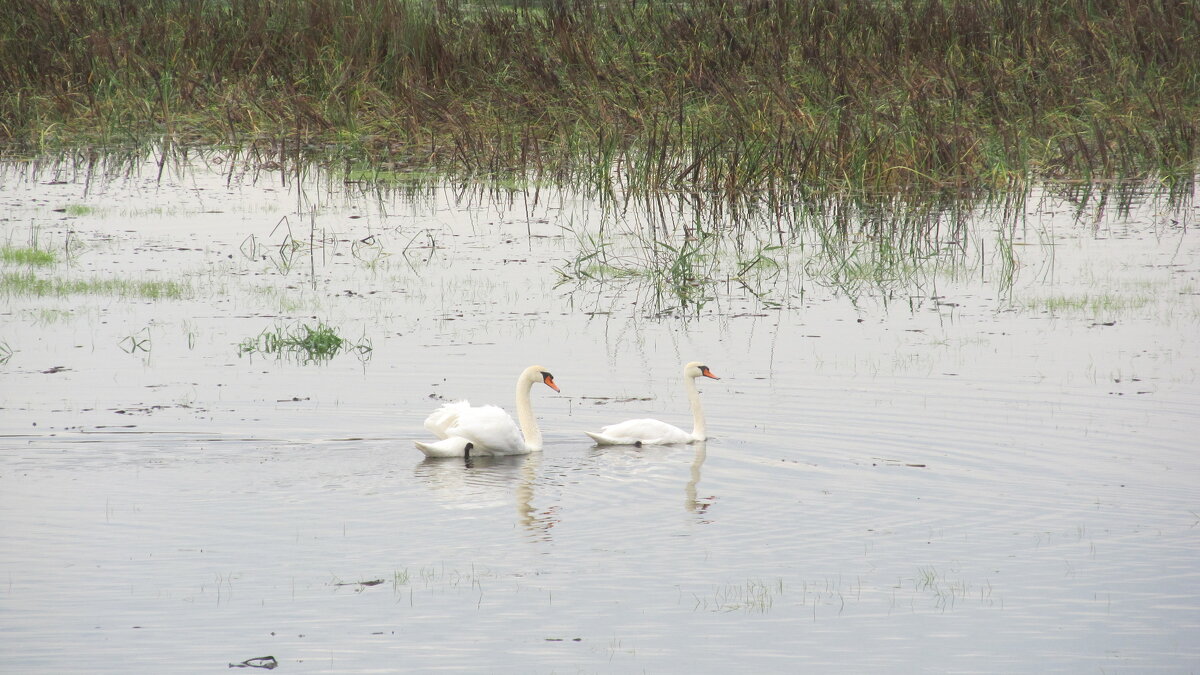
[414,365,560,457]
[585,362,719,446]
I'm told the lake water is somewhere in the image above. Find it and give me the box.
[2,153,1198,673]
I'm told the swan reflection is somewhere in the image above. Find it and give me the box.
[413,452,558,538]
[685,441,717,519]
[583,440,718,521]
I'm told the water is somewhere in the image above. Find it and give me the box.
[1,154,1198,673]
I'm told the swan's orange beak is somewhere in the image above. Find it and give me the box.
[543,374,561,392]
[700,366,720,380]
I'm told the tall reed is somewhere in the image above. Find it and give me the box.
[1,0,1196,196]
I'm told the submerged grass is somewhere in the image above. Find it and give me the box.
[693,578,785,614]
[1023,291,1153,317]
[1,0,1195,197]
[63,204,97,216]
[1,246,56,266]
[1,271,186,298]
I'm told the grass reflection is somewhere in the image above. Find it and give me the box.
[553,188,1038,316]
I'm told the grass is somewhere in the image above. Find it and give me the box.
[2,246,56,266]
[27,307,74,324]
[238,321,372,363]
[246,284,314,314]
[0,0,1195,198]
[1024,291,1152,316]
[910,565,992,612]
[388,564,498,608]
[0,271,187,298]
[693,578,785,614]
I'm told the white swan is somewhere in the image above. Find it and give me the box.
[585,362,719,446]
[415,365,560,457]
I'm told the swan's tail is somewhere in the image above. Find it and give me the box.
[585,431,634,446]
[415,436,474,458]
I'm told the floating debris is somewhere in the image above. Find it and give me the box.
[333,578,386,591]
[229,655,277,670]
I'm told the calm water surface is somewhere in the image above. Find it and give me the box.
[1,155,1198,673]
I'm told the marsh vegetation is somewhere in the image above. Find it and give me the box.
[2,0,1196,198]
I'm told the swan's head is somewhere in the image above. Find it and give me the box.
[523,364,561,392]
[684,361,720,380]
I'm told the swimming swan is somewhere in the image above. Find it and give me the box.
[415,365,560,457]
[585,362,719,446]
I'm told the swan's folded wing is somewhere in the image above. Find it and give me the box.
[445,404,525,454]
[592,418,693,445]
[424,400,474,439]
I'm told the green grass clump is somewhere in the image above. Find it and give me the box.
[1,271,186,298]
[239,321,372,363]
[0,0,1195,197]
[1,246,56,266]
[63,204,97,216]
[1025,292,1151,316]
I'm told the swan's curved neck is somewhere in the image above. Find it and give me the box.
[515,376,542,451]
[685,375,706,441]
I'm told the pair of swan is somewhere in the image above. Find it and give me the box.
[413,362,719,458]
